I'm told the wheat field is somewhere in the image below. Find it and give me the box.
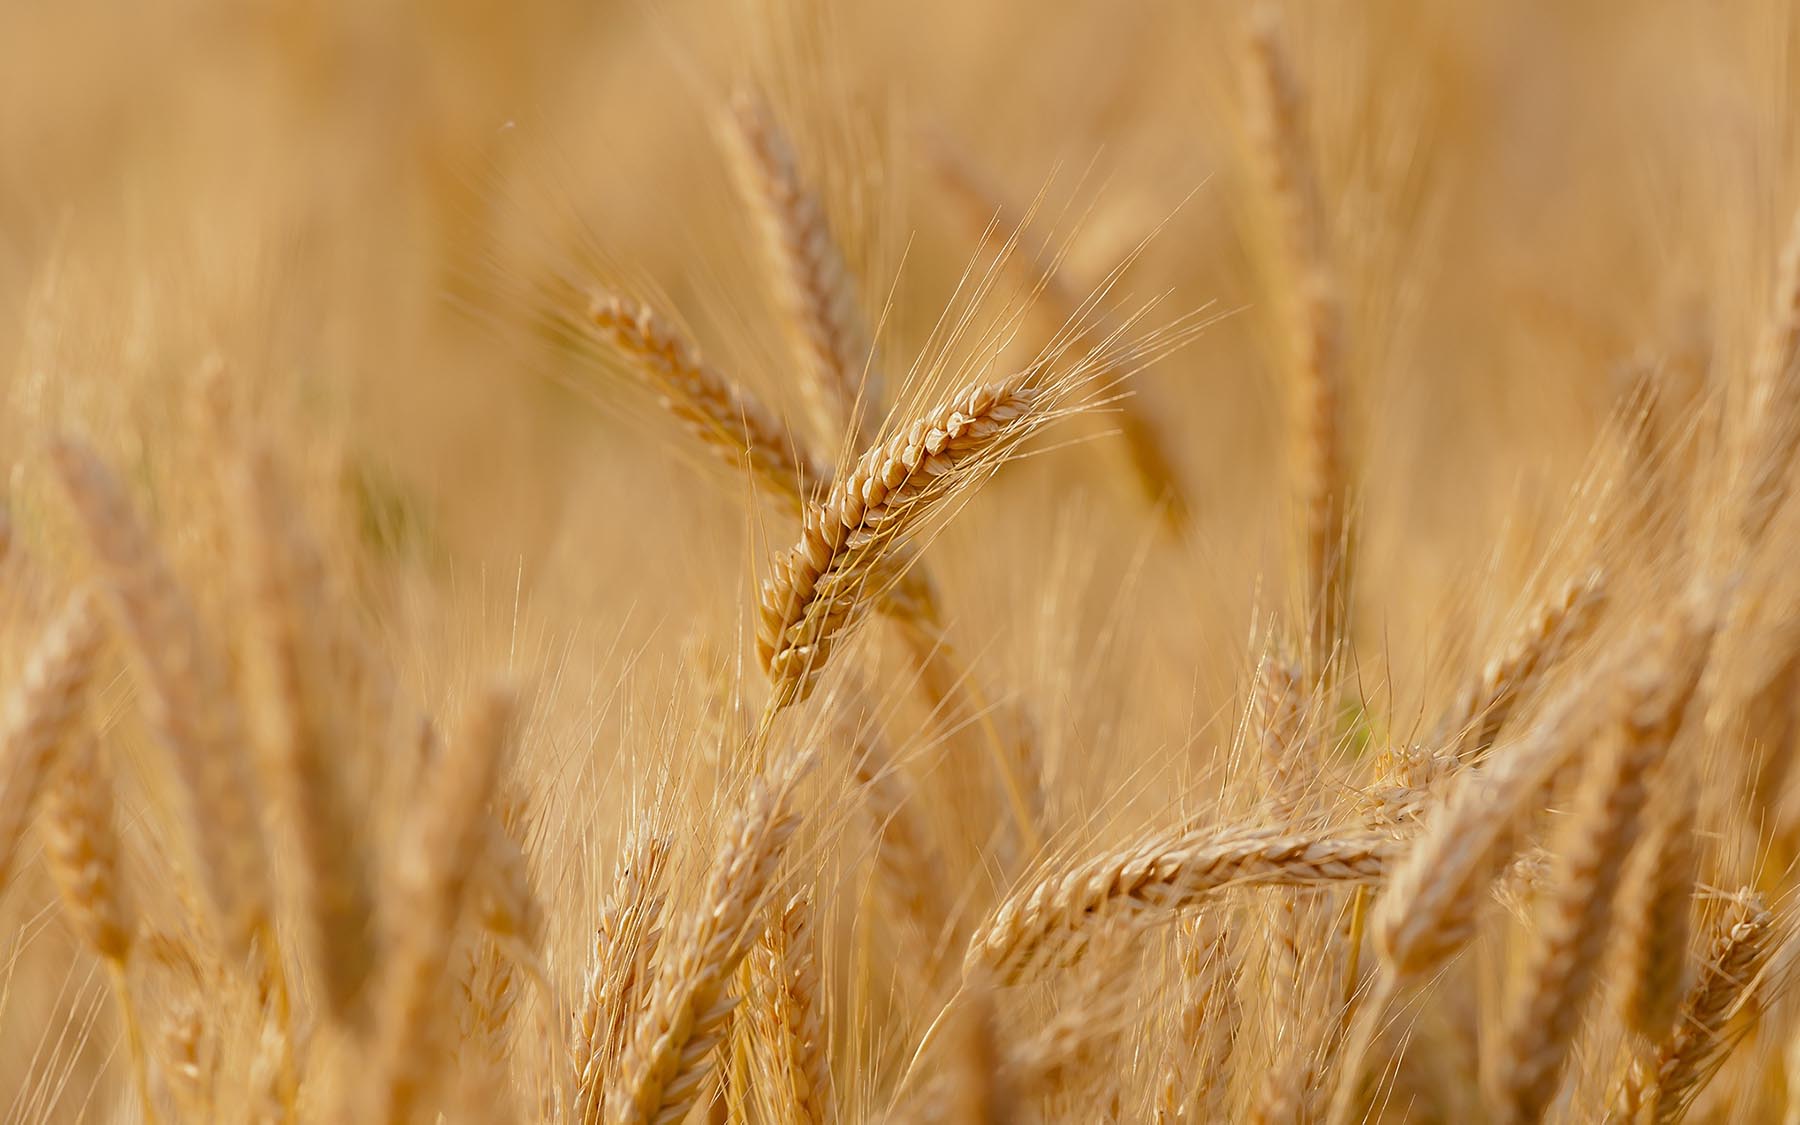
[4,0,1800,1121]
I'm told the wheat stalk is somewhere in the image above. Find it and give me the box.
[1437,569,1609,763]
[226,433,379,1025]
[923,133,1192,531]
[588,293,826,506]
[748,890,832,1125]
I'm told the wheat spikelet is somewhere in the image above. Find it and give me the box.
[747,890,831,1125]
[604,748,815,1125]
[589,293,825,506]
[227,434,378,1024]
[758,366,1064,705]
[1243,3,1351,658]
[1438,569,1608,763]
[1494,613,1713,1124]
[726,91,878,457]
[1609,890,1777,1124]
[51,437,272,962]
[0,587,105,894]
[966,825,1390,984]
[572,827,673,1125]
[362,686,516,1124]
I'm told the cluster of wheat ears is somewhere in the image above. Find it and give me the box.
[9,1,1800,1122]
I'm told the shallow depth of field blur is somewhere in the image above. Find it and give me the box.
[6,1,1800,1122]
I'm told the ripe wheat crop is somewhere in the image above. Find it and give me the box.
[6,1,1800,1122]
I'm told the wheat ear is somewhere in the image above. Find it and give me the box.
[1155,920,1238,1124]
[40,727,157,1124]
[966,825,1390,984]
[589,293,826,507]
[0,587,105,894]
[1326,647,1625,1125]
[227,435,378,1024]
[51,438,272,963]
[604,748,815,1125]
[1437,569,1608,763]
[758,364,1071,707]
[1608,890,1778,1124]
[1615,765,1701,1045]
[725,91,879,458]
[1494,613,1713,1124]
[362,687,515,1124]
[572,826,672,1125]
[747,890,832,1125]
[1244,4,1351,658]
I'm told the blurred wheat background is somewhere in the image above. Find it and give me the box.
[4,0,1800,1121]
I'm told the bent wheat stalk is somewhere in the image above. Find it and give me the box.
[757,364,1071,707]
[965,825,1391,984]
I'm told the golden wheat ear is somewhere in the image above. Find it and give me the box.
[361,686,516,1125]
[967,824,1390,985]
[1492,613,1712,1124]
[225,431,381,1027]
[0,587,105,896]
[1243,3,1352,663]
[51,437,274,967]
[571,825,672,1125]
[724,89,881,461]
[604,747,816,1125]
[1608,890,1779,1122]
[758,363,1079,709]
